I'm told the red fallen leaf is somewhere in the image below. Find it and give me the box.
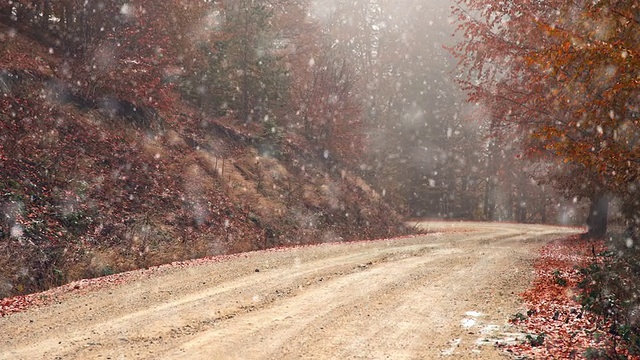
[504,235,638,359]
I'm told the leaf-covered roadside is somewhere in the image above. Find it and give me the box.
[0,232,434,317]
[506,236,640,359]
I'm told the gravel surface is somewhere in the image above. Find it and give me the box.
[0,221,581,359]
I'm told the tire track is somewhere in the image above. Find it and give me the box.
[0,222,581,360]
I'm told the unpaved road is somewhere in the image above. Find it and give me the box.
[0,221,580,359]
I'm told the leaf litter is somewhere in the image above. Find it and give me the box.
[0,232,438,317]
[505,235,640,359]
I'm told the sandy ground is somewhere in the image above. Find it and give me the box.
[0,221,581,360]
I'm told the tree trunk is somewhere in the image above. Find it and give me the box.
[0,2,13,22]
[484,120,498,221]
[15,3,31,24]
[584,193,609,239]
[42,0,51,30]
[241,1,251,123]
[516,171,528,223]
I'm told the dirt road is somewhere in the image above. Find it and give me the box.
[0,222,580,359]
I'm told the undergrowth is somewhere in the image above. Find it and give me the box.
[578,231,640,359]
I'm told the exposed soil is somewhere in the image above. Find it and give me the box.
[0,221,581,359]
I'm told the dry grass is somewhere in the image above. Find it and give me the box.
[0,25,408,299]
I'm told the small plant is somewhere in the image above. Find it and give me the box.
[577,240,640,357]
[511,312,527,322]
[53,268,65,283]
[583,348,603,360]
[101,265,115,276]
[58,210,93,236]
[583,347,624,360]
[553,269,568,287]
[526,333,545,347]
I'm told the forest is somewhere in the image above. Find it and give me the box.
[1,0,639,342]
[1,0,640,357]
[0,0,549,296]
[1,0,581,224]
[2,0,421,297]
[450,0,640,240]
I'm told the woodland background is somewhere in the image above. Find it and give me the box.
[1,0,637,308]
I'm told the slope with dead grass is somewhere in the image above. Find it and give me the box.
[0,24,408,298]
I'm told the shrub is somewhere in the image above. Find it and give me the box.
[578,231,640,358]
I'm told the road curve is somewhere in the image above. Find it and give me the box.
[0,222,580,359]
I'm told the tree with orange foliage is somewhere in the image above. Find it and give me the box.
[450,0,640,235]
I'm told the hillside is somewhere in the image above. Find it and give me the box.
[0,23,408,298]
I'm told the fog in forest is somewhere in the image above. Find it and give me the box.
[3,1,640,356]
[307,0,582,224]
[5,0,637,299]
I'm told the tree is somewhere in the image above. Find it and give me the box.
[450,0,640,234]
[312,0,483,216]
[93,1,217,107]
[287,43,364,162]
[182,0,292,123]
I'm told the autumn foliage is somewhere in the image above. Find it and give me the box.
[450,0,640,222]
[451,0,640,357]
[0,1,402,298]
[507,237,640,359]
